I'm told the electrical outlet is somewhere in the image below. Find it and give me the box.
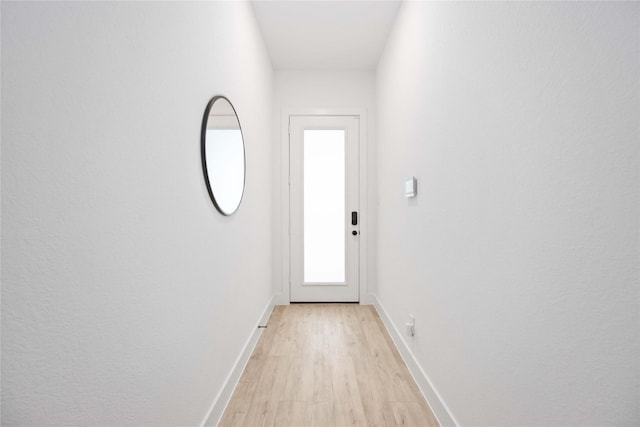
[406,314,415,337]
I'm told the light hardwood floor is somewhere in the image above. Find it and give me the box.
[218,304,439,427]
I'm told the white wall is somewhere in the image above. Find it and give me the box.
[1,2,273,425]
[376,2,639,426]
[271,71,377,303]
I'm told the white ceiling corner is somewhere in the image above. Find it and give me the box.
[250,0,402,70]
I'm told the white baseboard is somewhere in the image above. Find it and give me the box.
[272,292,290,305]
[200,296,275,427]
[359,292,375,305]
[372,295,459,427]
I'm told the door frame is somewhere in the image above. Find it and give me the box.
[277,108,370,305]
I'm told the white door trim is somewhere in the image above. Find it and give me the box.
[276,108,370,305]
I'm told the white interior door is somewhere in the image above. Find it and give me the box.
[289,115,360,302]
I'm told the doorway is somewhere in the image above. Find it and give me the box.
[289,115,360,302]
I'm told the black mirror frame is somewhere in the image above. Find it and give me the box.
[200,95,246,216]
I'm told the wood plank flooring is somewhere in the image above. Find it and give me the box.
[218,304,439,427]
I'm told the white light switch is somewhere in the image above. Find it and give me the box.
[405,177,417,198]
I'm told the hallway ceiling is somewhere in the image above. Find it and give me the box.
[251,1,402,70]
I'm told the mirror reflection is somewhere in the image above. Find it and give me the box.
[201,96,246,216]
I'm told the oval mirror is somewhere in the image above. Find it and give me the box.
[201,96,246,215]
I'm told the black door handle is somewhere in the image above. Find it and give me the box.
[351,211,358,226]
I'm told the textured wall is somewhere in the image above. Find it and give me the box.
[376,2,639,425]
[1,2,273,425]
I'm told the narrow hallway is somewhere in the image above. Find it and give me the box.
[219,305,438,426]
[2,2,637,426]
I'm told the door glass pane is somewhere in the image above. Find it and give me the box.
[304,130,345,283]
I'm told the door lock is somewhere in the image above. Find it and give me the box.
[352,230,358,236]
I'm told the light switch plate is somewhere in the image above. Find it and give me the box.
[405,177,417,198]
